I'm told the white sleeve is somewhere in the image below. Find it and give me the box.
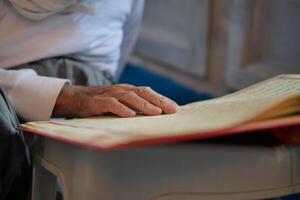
[0,68,70,121]
[9,0,78,20]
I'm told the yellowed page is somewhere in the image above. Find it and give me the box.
[186,74,300,120]
[215,74,300,101]
[21,74,300,148]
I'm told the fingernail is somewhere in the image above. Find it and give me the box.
[166,102,178,114]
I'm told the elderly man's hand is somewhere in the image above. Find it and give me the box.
[52,84,178,118]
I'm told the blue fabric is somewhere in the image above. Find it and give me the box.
[119,64,212,105]
[282,193,300,200]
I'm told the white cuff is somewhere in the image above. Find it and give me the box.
[9,70,70,121]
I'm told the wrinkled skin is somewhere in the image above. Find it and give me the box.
[52,84,178,118]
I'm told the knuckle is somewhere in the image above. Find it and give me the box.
[140,101,149,110]
[159,97,167,105]
[119,83,134,87]
[137,86,151,94]
[116,104,126,112]
[119,92,132,99]
[156,97,166,107]
[114,103,129,114]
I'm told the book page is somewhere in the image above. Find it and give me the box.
[23,96,288,148]
[186,74,300,120]
[21,74,300,148]
[22,96,299,148]
[215,74,300,101]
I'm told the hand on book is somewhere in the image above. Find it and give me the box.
[52,84,178,118]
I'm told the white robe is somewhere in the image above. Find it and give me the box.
[0,0,132,121]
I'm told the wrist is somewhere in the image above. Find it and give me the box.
[52,84,74,118]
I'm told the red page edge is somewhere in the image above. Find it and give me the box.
[18,116,300,151]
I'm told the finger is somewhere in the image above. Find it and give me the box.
[116,92,162,116]
[98,84,135,95]
[96,97,136,117]
[115,84,135,90]
[135,87,178,114]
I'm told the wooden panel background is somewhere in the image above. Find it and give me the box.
[135,0,210,77]
[133,0,300,95]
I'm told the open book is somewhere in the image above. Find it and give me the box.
[21,74,300,150]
